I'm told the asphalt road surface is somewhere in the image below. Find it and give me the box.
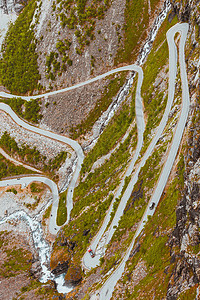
[96,23,189,300]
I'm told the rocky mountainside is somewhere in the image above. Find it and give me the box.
[104,1,200,299]
[0,0,24,13]
[0,0,199,299]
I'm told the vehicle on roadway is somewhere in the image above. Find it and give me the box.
[88,248,95,258]
[149,202,155,210]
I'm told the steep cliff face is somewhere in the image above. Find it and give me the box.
[0,0,199,298]
[110,1,200,298]
[166,1,200,298]
[0,0,25,14]
[167,89,200,298]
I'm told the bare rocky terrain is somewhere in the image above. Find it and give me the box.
[0,0,199,299]
[40,76,110,135]
[0,110,73,160]
[34,0,126,90]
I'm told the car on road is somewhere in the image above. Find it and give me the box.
[149,202,155,210]
[88,248,95,258]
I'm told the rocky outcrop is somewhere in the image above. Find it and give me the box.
[167,181,200,299]
[166,112,200,297]
[50,248,71,276]
[166,24,200,297]
[0,0,25,14]
[30,259,43,279]
[65,264,82,287]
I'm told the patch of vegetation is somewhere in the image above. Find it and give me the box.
[0,97,42,124]
[30,182,43,193]
[106,174,132,230]
[0,131,46,166]
[19,278,60,299]
[6,188,17,195]
[73,126,137,218]
[115,0,162,65]
[23,99,43,123]
[0,131,67,177]
[25,195,41,210]
[45,0,111,81]
[46,151,68,173]
[45,39,73,79]
[0,246,32,278]
[177,285,198,300]
[70,73,127,139]
[0,154,32,179]
[0,0,40,94]
[56,190,67,226]
[140,16,179,154]
[114,153,186,300]
[0,231,9,248]
[42,204,52,225]
[80,84,136,174]
[56,0,110,49]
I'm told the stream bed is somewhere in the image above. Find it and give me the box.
[0,0,172,295]
[0,210,73,293]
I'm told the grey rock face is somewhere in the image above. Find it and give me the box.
[0,0,23,14]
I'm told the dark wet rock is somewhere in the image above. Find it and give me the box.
[129,242,140,258]
[56,233,77,252]
[51,261,69,276]
[65,265,82,286]
[59,237,68,247]
[14,3,23,13]
[30,260,42,278]
[50,248,71,275]
[83,229,90,236]
[180,3,191,22]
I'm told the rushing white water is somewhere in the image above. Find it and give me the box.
[85,0,171,151]
[137,0,171,65]
[0,0,172,295]
[0,210,73,293]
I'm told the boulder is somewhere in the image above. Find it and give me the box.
[64,264,82,286]
[50,248,70,276]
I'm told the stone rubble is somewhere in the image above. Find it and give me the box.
[0,110,74,161]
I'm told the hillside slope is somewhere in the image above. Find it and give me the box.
[0,0,199,299]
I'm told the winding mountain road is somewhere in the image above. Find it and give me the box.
[0,102,84,234]
[0,65,145,234]
[0,0,180,294]
[0,13,189,299]
[83,65,145,269]
[1,65,146,101]
[0,0,172,238]
[94,22,189,300]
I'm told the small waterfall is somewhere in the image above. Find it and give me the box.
[0,0,172,296]
[0,210,73,293]
[85,0,171,151]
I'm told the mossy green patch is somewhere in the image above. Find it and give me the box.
[56,190,67,226]
[0,97,42,124]
[0,0,40,94]
[0,154,33,179]
[115,0,162,65]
